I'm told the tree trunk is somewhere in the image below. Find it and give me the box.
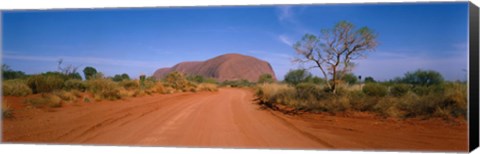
[331,67,337,94]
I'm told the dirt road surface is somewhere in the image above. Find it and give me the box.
[2,88,467,151]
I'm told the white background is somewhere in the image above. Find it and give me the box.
[0,0,478,154]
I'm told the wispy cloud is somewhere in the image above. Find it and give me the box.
[278,35,294,47]
[278,6,294,22]
[3,54,165,68]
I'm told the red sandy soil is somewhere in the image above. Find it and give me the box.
[153,53,276,82]
[2,88,467,152]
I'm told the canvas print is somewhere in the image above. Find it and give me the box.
[1,2,471,152]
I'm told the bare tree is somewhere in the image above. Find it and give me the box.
[294,21,378,93]
[57,59,81,76]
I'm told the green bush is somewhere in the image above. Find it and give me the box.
[307,76,325,84]
[258,74,275,84]
[2,79,32,96]
[86,78,122,100]
[2,64,27,80]
[389,84,410,97]
[362,83,388,97]
[64,79,87,91]
[284,69,312,85]
[26,74,65,93]
[112,73,130,82]
[364,76,376,83]
[342,73,358,85]
[401,69,444,86]
[83,66,98,80]
[295,83,328,100]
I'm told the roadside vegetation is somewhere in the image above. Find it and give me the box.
[1,62,220,118]
[256,69,467,120]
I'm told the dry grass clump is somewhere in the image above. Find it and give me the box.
[2,101,14,119]
[2,79,32,96]
[63,79,87,91]
[256,83,296,108]
[24,93,63,108]
[26,74,64,93]
[163,72,198,92]
[86,78,122,101]
[119,80,139,90]
[53,90,78,103]
[196,83,218,92]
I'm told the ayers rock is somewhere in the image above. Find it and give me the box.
[153,53,276,82]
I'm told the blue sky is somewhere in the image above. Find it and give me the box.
[2,2,468,81]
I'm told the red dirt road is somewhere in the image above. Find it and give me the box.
[2,88,467,151]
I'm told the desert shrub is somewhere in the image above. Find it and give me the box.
[83,66,98,80]
[163,87,176,94]
[64,79,87,91]
[197,83,219,92]
[439,83,467,118]
[401,69,444,86]
[26,74,65,93]
[258,74,275,84]
[132,89,147,97]
[411,84,444,96]
[2,101,14,119]
[112,73,130,82]
[325,96,351,113]
[364,76,376,83]
[411,86,431,96]
[255,80,466,120]
[347,90,381,112]
[284,69,312,85]
[70,89,83,98]
[24,94,63,108]
[306,76,325,84]
[53,91,78,103]
[342,73,358,85]
[398,92,439,118]
[2,79,32,96]
[372,97,402,118]
[164,72,197,92]
[256,83,296,108]
[295,83,329,100]
[119,80,139,90]
[152,82,166,94]
[2,64,28,80]
[86,78,122,100]
[389,84,410,97]
[143,79,156,90]
[83,97,91,103]
[362,83,388,97]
